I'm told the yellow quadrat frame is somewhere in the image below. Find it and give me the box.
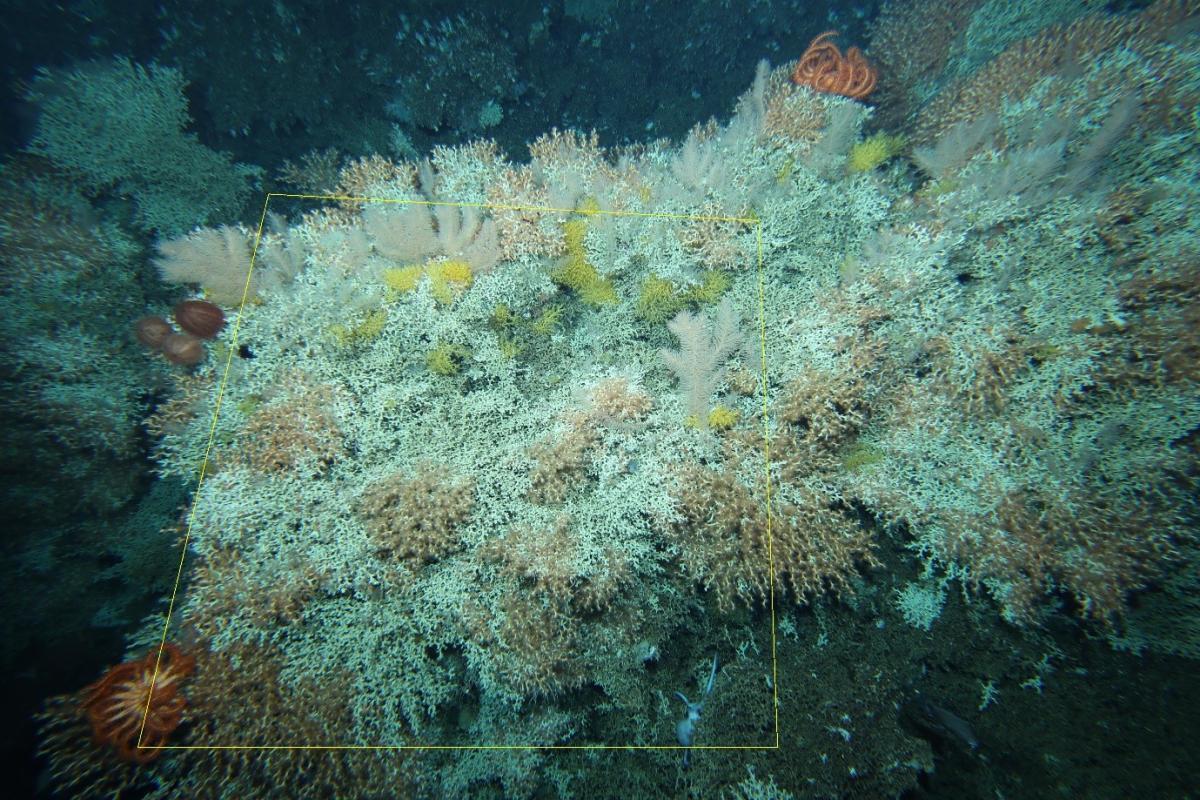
[141,192,782,758]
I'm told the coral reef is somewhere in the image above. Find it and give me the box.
[0,157,153,520]
[33,3,1200,797]
[24,58,258,234]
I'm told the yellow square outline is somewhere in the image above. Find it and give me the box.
[143,192,781,757]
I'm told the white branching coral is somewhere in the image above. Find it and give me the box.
[671,128,728,199]
[363,202,501,273]
[155,225,255,306]
[660,298,745,428]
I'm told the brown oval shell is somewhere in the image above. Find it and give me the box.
[161,333,205,365]
[135,316,174,350]
[174,300,226,339]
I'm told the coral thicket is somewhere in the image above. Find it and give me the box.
[33,2,1200,797]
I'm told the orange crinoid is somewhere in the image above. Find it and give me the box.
[82,642,195,763]
[790,30,877,100]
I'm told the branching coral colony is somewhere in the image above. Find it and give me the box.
[41,4,1200,795]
